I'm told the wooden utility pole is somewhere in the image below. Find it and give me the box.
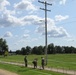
[38,0,52,65]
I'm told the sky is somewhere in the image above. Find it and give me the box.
[0,0,76,51]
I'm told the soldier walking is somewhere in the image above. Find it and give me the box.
[32,58,37,69]
[41,57,45,69]
[24,56,27,67]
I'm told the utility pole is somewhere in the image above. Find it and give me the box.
[38,0,52,65]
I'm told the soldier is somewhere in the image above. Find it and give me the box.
[41,57,45,69]
[24,56,27,67]
[32,58,37,69]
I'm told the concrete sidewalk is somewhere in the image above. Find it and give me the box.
[0,61,76,75]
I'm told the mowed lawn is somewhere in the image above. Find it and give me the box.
[0,54,76,70]
[0,63,68,75]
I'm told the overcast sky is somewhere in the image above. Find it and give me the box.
[0,0,76,51]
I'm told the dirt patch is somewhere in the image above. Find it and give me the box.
[0,69,18,75]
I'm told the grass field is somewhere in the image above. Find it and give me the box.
[0,54,76,70]
[0,63,68,75]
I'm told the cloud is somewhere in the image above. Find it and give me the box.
[36,18,70,38]
[18,39,30,44]
[0,12,23,27]
[14,0,37,11]
[23,34,29,38]
[0,12,42,27]
[24,30,30,33]
[18,39,26,43]
[59,0,67,5]
[21,15,42,25]
[47,27,70,38]
[4,31,13,37]
[0,0,10,11]
[0,3,70,39]
[55,15,69,22]
[67,38,75,42]
[14,43,18,46]
[36,25,45,33]
[31,38,38,42]
[42,0,67,5]
[3,9,16,15]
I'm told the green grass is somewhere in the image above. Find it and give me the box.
[0,54,76,70]
[0,63,68,75]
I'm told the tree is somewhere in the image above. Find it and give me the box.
[21,47,26,55]
[0,38,8,55]
[4,50,8,57]
[25,46,31,55]
[31,46,44,55]
[48,43,55,54]
[15,43,76,55]
[31,46,38,54]
[15,50,21,55]
[37,46,44,55]
[55,46,62,53]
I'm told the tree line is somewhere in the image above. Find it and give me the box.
[15,43,76,55]
[0,38,76,55]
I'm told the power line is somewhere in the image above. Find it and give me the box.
[38,0,52,65]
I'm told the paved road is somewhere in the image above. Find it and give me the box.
[0,61,76,75]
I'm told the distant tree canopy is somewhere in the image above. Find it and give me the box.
[0,38,8,55]
[15,43,76,55]
[1,37,76,55]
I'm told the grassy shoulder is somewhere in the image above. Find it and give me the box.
[0,63,68,75]
[0,54,76,70]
